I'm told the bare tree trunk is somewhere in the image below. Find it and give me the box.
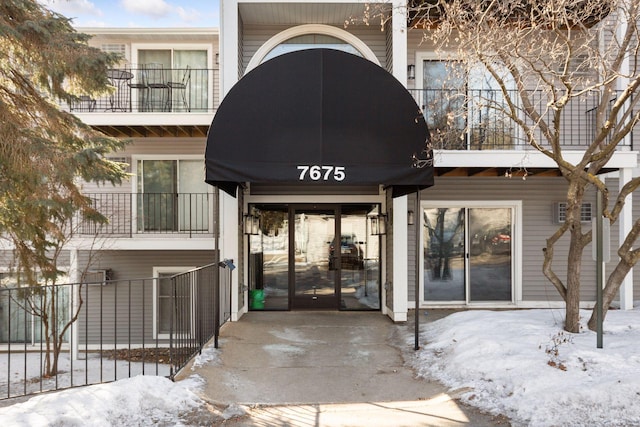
[565,230,584,332]
[587,258,633,330]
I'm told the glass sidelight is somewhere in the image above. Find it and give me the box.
[339,205,380,310]
[423,206,513,303]
[248,206,290,310]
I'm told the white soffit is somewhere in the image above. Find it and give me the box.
[238,3,387,26]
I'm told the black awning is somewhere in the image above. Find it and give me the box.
[205,48,433,198]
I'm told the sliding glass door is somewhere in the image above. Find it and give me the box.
[423,205,514,303]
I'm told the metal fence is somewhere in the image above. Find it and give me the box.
[0,263,230,400]
[410,88,635,150]
[73,193,211,237]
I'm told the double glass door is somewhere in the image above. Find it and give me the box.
[248,204,381,310]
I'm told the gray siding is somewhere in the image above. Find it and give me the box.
[241,24,388,75]
[408,177,600,303]
[77,250,215,345]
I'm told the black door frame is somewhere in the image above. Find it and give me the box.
[289,204,342,309]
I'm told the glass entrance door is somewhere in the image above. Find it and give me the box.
[248,203,382,310]
[291,208,338,309]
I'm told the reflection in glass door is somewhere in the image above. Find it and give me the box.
[248,204,382,310]
[423,206,513,303]
[292,208,337,308]
[469,208,512,301]
[423,208,466,301]
[248,206,289,310]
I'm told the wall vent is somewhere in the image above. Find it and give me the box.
[553,202,592,223]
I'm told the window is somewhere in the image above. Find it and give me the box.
[246,24,380,72]
[263,34,363,62]
[136,48,209,111]
[153,267,195,339]
[421,202,520,305]
[136,159,210,232]
[417,54,516,150]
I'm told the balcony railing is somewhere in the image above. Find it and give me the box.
[73,193,212,237]
[409,89,634,150]
[65,67,219,113]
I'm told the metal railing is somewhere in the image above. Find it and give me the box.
[65,67,219,113]
[0,263,230,400]
[409,88,634,150]
[73,193,211,237]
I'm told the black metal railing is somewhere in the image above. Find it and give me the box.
[0,263,230,400]
[410,89,634,150]
[74,193,211,237]
[66,67,219,113]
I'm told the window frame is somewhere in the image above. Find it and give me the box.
[152,266,196,340]
[419,200,523,307]
[132,155,212,234]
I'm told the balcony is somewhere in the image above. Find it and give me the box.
[64,67,219,138]
[74,193,212,238]
[409,89,635,151]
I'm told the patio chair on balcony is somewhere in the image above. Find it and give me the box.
[127,65,149,112]
[70,95,96,112]
[165,66,191,112]
[146,63,170,112]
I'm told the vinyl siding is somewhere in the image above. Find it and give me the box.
[408,177,601,304]
[76,250,215,345]
[241,24,388,75]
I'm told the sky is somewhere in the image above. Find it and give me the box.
[40,0,220,28]
[1,308,639,426]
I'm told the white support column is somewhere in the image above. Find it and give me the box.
[619,168,634,310]
[392,0,408,86]
[220,0,239,97]
[220,191,241,320]
[391,195,409,321]
[616,6,633,310]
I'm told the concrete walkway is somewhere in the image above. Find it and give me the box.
[180,311,510,426]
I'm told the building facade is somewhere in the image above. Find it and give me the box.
[2,1,638,346]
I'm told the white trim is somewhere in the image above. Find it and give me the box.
[618,168,634,309]
[419,200,523,307]
[242,193,386,316]
[130,43,214,111]
[414,51,441,90]
[392,196,409,319]
[152,266,196,340]
[131,156,214,235]
[246,24,381,73]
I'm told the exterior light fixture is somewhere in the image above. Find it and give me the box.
[407,64,415,80]
[407,210,415,226]
[243,213,259,235]
[369,214,387,236]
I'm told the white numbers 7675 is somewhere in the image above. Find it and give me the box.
[297,165,346,182]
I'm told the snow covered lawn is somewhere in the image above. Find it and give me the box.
[408,308,640,426]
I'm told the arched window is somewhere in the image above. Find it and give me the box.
[246,24,380,72]
[263,34,362,62]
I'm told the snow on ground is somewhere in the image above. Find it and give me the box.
[408,308,640,427]
[0,308,639,426]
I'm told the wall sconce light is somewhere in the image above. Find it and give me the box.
[407,64,415,80]
[369,214,387,236]
[243,214,259,235]
[215,53,219,65]
[408,210,415,226]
